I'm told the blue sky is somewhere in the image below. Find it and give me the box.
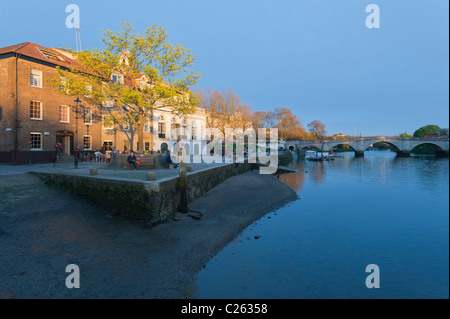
[1,0,448,136]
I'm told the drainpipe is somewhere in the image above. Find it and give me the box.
[13,53,19,164]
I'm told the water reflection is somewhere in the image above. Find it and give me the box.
[190,151,449,299]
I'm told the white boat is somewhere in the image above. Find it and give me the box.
[305,150,337,161]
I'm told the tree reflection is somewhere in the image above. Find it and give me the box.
[279,171,305,192]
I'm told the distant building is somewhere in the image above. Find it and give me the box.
[0,42,206,164]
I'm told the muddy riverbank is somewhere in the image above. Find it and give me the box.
[0,171,297,299]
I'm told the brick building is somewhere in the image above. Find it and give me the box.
[0,42,206,164]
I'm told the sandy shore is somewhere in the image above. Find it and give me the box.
[0,171,298,299]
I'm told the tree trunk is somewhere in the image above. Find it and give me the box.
[138,113,144,154]
[150,108,154,152]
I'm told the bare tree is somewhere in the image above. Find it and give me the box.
[307,120,327,139]
[273,107,307,140]
[196,88,253,137]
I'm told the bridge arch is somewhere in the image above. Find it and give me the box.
[301,145,322,151]
[409,141,445,152]
[328,142,357,152]
[410,142,446,156]
[364,140,401,151]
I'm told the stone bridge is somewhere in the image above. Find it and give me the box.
[281,137,449,157]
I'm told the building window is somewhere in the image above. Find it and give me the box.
[102,100,114,108]
[84,84,92,98]
[182,119,188,139]
[83,136,92,150]
[158,123,166,138]
[60,105,70,123]
[112,74,124,84]
[103,141,113,152]
[144,118,152,132]
[84,109,92,125]
[170,118,178,140]
[102,115,114,130]
[145,142,150,151]
[123,117,130,131]
[30,101,42,120]
[158,116,166,138]
[192,121,197,140]
[30,133,42,150]
[59,78,67,93]
[30,69,42,88]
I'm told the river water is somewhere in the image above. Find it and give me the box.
[189,151,449,299]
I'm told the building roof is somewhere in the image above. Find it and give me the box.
[0,42,97,76]
[0,42,202,98]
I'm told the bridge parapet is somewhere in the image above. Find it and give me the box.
[285,136,449,156]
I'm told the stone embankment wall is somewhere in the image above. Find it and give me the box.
[32,163,252,224]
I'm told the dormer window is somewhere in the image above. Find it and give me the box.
[37,48,63,61]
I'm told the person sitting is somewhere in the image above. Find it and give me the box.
[166,150,179,169]
[127,151,138,170]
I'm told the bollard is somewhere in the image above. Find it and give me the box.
[90,169,98,176]
[178,147,188,214]
[146,172,156,181]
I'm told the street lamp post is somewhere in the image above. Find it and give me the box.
[74,97,81,169]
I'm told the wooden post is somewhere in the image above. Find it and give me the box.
[178,146,188,214]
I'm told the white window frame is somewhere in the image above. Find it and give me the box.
[84,83,92,98]
[192,121,197,140]
[30,132,43,150]
[112,74,124,84]
[30,101,43,120]
[102,100,114,108]
[84,109,92,125]
[59,105,70,123]
[103,140,113,152]
[123,118,130,131]
[59,77,68,93]
[83,135,92,150]
[30,69,42,88]
[102,115,114,130]
[144,118,152,133]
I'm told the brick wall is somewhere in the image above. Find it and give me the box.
[0,56,103,163]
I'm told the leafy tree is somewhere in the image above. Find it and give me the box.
[413,125,441,138]
[399,132,413,138]
[51,21,200,152]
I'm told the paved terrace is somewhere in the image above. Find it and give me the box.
[0,161,228,181]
